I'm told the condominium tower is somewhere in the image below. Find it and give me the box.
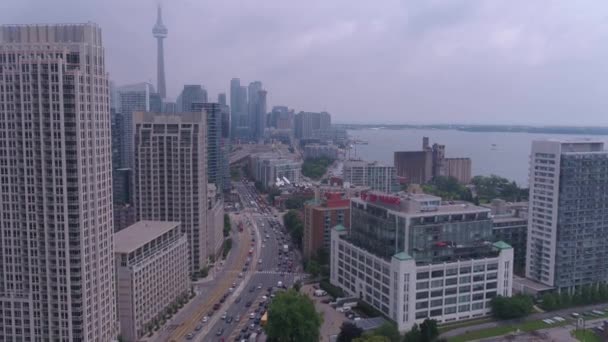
[191,102,224,191]
[0,23,116,340]
[526,140,608,291]
[133,112,208,272]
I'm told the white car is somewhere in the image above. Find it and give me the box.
[202,316,209,323]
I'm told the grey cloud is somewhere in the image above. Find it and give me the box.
[3,0,608,125]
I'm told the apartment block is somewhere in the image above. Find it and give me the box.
[526,140,608,291]
[343,160,399,193]
[115,221,189,342]
[134,111,208,272]
[303,193,351,259]
[330,192,513,331]
[0,23,116,340]
[294,111,331,139]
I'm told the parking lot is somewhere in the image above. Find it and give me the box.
[302,284,346,341]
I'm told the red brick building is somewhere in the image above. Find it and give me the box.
[303,193,350,259]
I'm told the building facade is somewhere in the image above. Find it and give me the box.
[251,153,302,189]
[294,111,331,139]
[117,82,155,169]
[191,102,224,191]
[303,144,339,160]
[207,185,225,259]
[134,111,208,272]
[113,168,136,231]
[177,84,207,112]
[488,199,528,276]
[0,23,116,341]
[445,158,472,184]
[303,194,350,259]
[115,221,189,342]
[526,140,608,290]
[330,192,513,331]
[343,160,399,193]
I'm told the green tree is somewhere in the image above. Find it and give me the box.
[420,319,438,342]
[490,295,533,319]
[223,214,231,237]
[283,210,304,248]
[371,323,401,342]
[403,324,421,342]
[293,280,302,292]
[305,259,321,277]
[337,322,364,342]
[301,157,334,180]
[264,289,323,342]
[541,292,558,311]
[355,336,390,342]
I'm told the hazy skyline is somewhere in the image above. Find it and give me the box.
[4,0,608,125]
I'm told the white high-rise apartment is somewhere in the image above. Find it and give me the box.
[133,111,208,273]
[526,140,608,291]
[0,24,116,340]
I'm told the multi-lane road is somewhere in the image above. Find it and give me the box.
[203,181,302,341]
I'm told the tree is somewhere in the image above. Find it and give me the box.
[490,295,533,319]
[420,319,438,342]
[305,259,321,278]
[337,322,364,342]
[403,324,421,342]
[371,323,401,342]
[264,289,323,342]
[355,336,390,342]
[223,214,231,237]
[301,157,334,180]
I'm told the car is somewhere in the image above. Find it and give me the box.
[213,303,220,310]
[257,283,262,289]
[258,259,262,264]
[221,312,227,320]
[250,313,255,319]
[202,316,209,323]
[571,312,580,318]
[245,301,252,307]
[195,324,203,331]
[249,286,255,293]
[236,314,241,322]
[239,272,244,278]
[186,333,194,340]
[226,316,234,324]
[216,328,224,336]
[267,286,273,292]
[207,310,215,316]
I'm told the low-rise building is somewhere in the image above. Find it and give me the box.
[330,192,514,332]
[303,143,339,160]
[343,160,399,193]
[303,193,351,259]
[251,153,302,189]
[445,158,472,184]
[115,221,190,342]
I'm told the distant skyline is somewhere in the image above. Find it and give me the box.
[4,0,608,125]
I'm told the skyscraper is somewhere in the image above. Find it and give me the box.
[248,81,263,138]
[294,111,331,139]
[117,82,155,169]
[218,92,227,106]
[526,140,608,291]
[0,23,116,340]
[254,89,267,140]
[191,102,224,191]
[176,84,208,112]
[134,111,208,272]
[152,5,168,98]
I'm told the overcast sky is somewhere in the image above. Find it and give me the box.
[4,0,608,125]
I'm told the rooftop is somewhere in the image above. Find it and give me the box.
[393,252,413,261]
[114,220,180,253]
[493,241,513,250]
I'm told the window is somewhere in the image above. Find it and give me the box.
[486,282,497,290]
[458,304,470,312]
[472,293,484,301]
[415,301,428,310]
[446,278,457,286]
[472,302,484,310]
[417,271,429,280]
[459,286,471,293]
[431,299,443,307]
[445,287,457,296]
[430,309,443,317]
[473,274,484,282]
[460,266,471,274]
[416,292,429,299]
[430,279,443,288]
[445,297,457,305]
[431,290,443,298]
[446,268,458,276]
[460,276,471,284]
[458,295,470,303]
[416,282,429,290]
[431,270,444,278]
[416,311,428,319]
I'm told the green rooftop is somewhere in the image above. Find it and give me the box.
[493,241,512,250]
[393,252,413,261]
[333,224,346,232]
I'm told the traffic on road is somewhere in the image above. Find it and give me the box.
[185,180,302,341]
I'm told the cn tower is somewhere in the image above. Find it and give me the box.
[152,5,168,99]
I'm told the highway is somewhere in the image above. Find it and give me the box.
[197,181,303,341]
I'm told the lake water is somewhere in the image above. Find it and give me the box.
[347,128,608,186]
